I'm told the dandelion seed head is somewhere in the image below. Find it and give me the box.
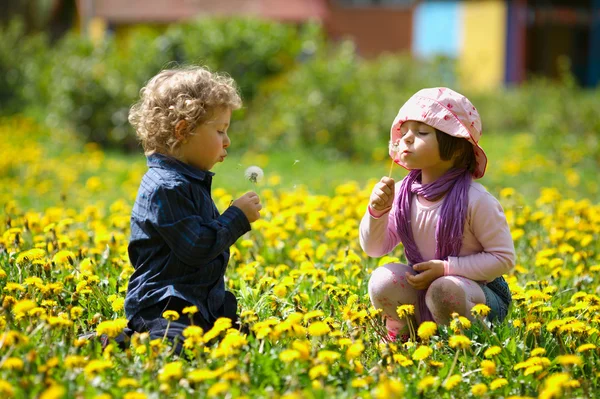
[244,166,264,184]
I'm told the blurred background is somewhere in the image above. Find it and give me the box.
[1,0,599,199]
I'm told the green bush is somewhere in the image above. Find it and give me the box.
[1,16,599,161]
[1,17,326,149]
[239,43,457,159]
[0,20,49,114]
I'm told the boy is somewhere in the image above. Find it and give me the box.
[124,66,261,352]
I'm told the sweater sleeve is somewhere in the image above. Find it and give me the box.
[359,186,402,258]
[445,190,515,282]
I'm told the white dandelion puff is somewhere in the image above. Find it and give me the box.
[244,166,264,184]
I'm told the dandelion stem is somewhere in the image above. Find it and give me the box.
[444,350,460,385]
[163,320,171,343]
[388,158,395,178]
[406,316,416,343]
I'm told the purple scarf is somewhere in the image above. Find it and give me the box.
[395,168,472,322]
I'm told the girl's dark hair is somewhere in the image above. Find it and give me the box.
[435,130,476,173]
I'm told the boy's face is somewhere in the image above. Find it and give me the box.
[181,107,232,171]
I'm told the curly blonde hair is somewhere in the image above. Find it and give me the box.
[129,65,242,156]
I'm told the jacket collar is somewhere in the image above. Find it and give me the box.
[147,153,214,182]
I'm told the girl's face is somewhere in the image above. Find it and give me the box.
[180,107,232,171]
[398,120,454,179]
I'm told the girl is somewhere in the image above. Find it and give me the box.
[360,87,514,342]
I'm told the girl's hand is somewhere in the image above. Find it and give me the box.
[406,260,445,290]
[369,176,395,216]
[232,192,262,223]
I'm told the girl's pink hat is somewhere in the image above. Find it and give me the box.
[390,87,487,179]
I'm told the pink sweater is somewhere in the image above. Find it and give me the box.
[359,181,515,282]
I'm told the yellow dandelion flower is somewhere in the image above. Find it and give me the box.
[490,378,508,390]
[448,335,471,349]
[207,382,230,398]
[303,310,325,323]
[417,321,437,341]
[526,322,542,334]
[0,379,14,397]
[123,392,147,399]
[443,374,461,390]
[471,304,491,317]
[39,385,66,399]
[373,377,405,399]
[12,299,37,318]
[2,358,24,371]
[117,378,139,388]
[429,360,444,368]
[159,361,184,383]
[279,349,301,363]
[345,340,364,361]
[96,319,128,339]
[162,310,179,321]
[513,319,523,328]
[555,355,582,366]
[417,376,437,392]
[52,250,76,266]
[64,356,87,369]
[70,306,84,319]
[481,360,496,377]
[524,365,544,376]
[182,306,198,315]
[576,343,596,352]
[4,283,25,293]
[484,346,502,358]
[396,305,414,318]
[308,321,330,337]
[531,347,546,356]
[183,325,204,338]
[292,340,311,360]
[187,368,220,383]
[351,378,370,388]
[450,316,471,332]
[471,383,488,396]
[412,345,433,361]
[309,364,328,380]
[16,248,46,265]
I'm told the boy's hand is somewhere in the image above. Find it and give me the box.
[406,260,445,290]
[369,176,395,216]
[232,192,262,223]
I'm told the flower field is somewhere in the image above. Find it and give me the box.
[1,116,599,398]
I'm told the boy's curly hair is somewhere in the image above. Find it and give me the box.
[129,65,242,155]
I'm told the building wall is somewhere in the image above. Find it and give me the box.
[458,1,507,91]
[326,5,413,57]
[412,1,460,59]
[412,0,507,90]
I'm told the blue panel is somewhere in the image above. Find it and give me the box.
[412,1,460,58]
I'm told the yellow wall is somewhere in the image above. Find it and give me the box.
[459,1,506,91]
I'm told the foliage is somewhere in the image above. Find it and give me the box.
[239,43,455,159]
[0,17,325,149]
[0,17,599,161]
